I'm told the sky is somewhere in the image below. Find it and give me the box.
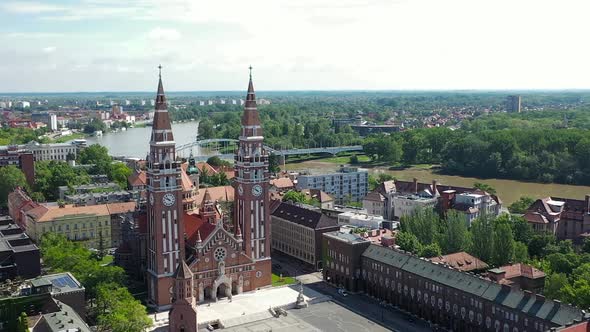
[1,0,589,92]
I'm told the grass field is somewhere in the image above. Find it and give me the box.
[272,273,296,286]
[98,254,114,266]
[51,132,86,143]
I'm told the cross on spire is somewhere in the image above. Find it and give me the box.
[158,64,162,78]
[249,65,252,79]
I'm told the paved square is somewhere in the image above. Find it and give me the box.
[221,301,393,332]
[150,285,329,331]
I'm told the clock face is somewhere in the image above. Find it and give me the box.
[252,184,263,197]
[238,184,244,196]
[149,193,154,205]
[162,193,176,206]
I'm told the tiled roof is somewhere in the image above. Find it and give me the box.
[500,263,546,280]
[272,202,338,230]
[270,177,294,189]
[301,189,334,203]
[195,186,234,204]
[361,244,583,327]
[184,213,215,246]
[28,204,110,222]
[106,202,136,215]
[429,251,489,271]
[364,191,385,202]
[127,169,146,186]
[524,212,550,224]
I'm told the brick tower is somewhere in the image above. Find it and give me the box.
[146,66,185,310]
[168,261,198,332]
[232,67,272,287]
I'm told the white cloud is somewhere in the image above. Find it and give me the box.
[42,46,56,53]
[3,32,63,39]
[147,27,181,42]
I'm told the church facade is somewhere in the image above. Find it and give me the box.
[143,67,272,310]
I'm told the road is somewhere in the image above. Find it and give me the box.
[272,253,434,332]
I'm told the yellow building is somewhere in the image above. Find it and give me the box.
[25,204,113,248]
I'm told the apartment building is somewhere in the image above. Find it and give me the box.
[296,166,368,204]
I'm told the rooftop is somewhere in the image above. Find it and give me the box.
[362,244,583,327]
[324,231,370,245]
[272,202,339,230]
[429,251,489,272]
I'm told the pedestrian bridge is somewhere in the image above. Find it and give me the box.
[176,138,362,161]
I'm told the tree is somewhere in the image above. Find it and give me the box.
[544,273,570,301]
[514,241,529,263]
[96,283,152,332]
[350,155,359,164]
[441,210,471,254]
[109,162,132,189]
[79,144,111,165]
[469,215,495,263]
[206,156,231,168]
[583,238,590,254]
[473,182,496,195]
[0,166,28,207]
[198,120,215,139]
[30,191,46,202]
[511,216,534,244]
[396,232,422,254]
[400,208,439,245]
[420,243,442,258]
[16,312,28,332]
[282,190,307,204]
[508,196,535,214]
[528,233,556,258]
[492,222,516,266]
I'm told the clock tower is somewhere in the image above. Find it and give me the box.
[146,66,185,310]
[233,68,272,286]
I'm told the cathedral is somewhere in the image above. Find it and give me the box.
[142,66,272,325]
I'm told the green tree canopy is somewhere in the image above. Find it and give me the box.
[0,165,28,207]
[469,215,495,263]
[441,210,471,254]
[396,232,422,255]
[282,190,307,204]
[508,196,535,214]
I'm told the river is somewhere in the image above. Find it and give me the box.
[85,121,200,158]
[285,161,590,205]
[85,125,590,205]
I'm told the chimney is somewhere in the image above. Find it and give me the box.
[586,195,590,213]
[535,294,546,302]
[413,178,418,194]
[553,299,561,309]
[432,180,438,197]
[488,268,506,282]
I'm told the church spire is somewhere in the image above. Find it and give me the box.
[241,66,261,128]
[151,65,174,142]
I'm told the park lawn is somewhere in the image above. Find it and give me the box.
[272,273,296,286]
[321,153,372,164]
[99,254,114,266]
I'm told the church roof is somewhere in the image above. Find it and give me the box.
[173,260,192,279]
[184,213,215,246]
[241,70,261,127]
[151,67,174,142]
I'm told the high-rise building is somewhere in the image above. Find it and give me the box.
[506,95,521,113]
[49,113,58,131]
[146,67,186,310]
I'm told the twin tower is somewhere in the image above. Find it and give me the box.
[145,67,271,332]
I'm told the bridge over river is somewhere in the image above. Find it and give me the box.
[176,138,362,162]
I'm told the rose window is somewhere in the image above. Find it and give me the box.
[214,247,227,261]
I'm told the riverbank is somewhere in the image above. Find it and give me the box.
[284,160,590,205]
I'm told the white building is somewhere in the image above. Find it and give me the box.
[6,142,78,161]
[392,194,437,220]
[124,100,131,106]
[338,211,384,229]
[296,166,369,204]
[49,114,58,131]
[19,101,31,108]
